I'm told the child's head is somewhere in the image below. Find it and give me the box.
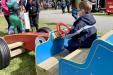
[78,0,92,16]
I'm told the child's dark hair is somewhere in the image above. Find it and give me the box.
[79,0,92,12]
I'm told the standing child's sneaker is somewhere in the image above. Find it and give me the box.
[8,26,14,34]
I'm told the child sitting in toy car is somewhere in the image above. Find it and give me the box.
[65,0,97,52]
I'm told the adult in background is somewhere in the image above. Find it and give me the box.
[57,1,61,9]
[71,0,80,20]
[53,0,57,9]
[26,0,40,31]
[1,0,11,34]
[65,0,70,13]
[61,0,66,14]
[19,0,26,26]
[19,0,31,32]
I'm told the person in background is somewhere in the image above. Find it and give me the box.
[65,0,70,13]
[71,0,80,20]
[57,1,61,9]
[19,0,26,26]
[0,0,2,15]
[65,0,97,52]
[7,0,25,34]
[26,0,40,31]
[53,0,57,9]
[23,0,28,8]
[61,0,66,14]
[1,0,11,34]
[19,0,32,32]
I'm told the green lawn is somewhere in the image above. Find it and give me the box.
[0,16,8,37]
[0,52,36,75]
[0,16,57,75]
[93,12,113,16]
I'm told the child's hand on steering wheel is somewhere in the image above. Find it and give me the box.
[56,22,72,37]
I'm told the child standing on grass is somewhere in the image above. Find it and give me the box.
[19,0,26,25]
[7,0,25,34]
[65,0,97,52]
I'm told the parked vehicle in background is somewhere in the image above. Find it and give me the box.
[106,0,113,15]
[90,0,106,12]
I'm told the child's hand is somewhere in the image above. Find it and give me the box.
[65,34,72,39]
[53,31,62,39]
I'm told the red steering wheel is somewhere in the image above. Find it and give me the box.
[56,22,71,37]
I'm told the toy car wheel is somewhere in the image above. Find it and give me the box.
[0,38,10,69]
[35,37,46,46]
[37,27,51,33]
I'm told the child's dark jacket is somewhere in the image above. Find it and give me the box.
[67,12,97,52]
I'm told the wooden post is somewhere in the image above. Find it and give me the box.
[8,42,25,57]
[8,42,23,50]
[10,48,25,57]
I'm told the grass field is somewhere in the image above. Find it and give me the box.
[0,16,57,75]
[93,12,113,16]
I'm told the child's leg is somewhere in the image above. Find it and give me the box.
[9,15,15,34]
[66,38,79,52]
[32,14,39,31]
[67,5,70,13]
[4,16,11,30]
[62,7,65,13]
[17,19,25,32]
[8,25,15,34]
[13,15,25,32]
[29,16,35,31]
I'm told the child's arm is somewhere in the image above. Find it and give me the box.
[65,33,75,39]
[1,0,8,12]
[65,25,95,39]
